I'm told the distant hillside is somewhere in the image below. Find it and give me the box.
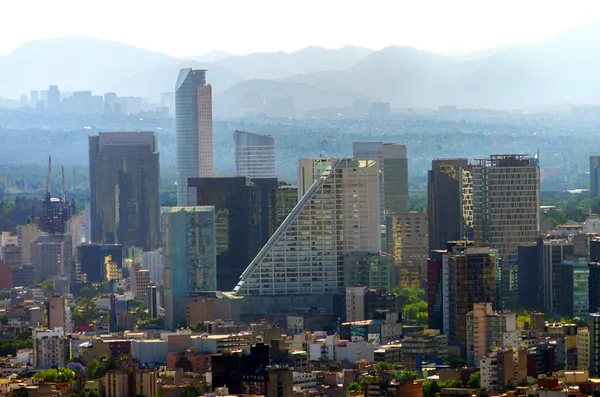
[187,50,235,63]
[0,37,182,97]
[215,45,373,79]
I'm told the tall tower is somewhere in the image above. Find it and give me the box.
[427,158,471,252]
[472,154,540,310]
[176,69,213,205]
[234,130,276,179]
[88,132,160,251]
[352,142,408,223]
[162,206,216,329]
[234,158,380,296]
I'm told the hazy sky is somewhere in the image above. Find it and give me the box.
[1,0,599,57]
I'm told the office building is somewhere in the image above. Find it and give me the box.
[466,302,517,365]
[343,252,392,291]
[18,224,39,265]
[431,242,496,347]
[401,329,448,361]
[30,234,73,280]
[591,156,600,197]
[148,285,159,318]
[0,260,12,289]
[77,244,123,283]
[541,237,574,314]
[268,185,298,237]
[12,264,35,287]
[386,212,428,288]
[590,313,600,377]
[235,158,380,296]
[559,258,590,319]
[89,132,160,251]
[353,142,408,222]
[47,85,60,113]
[427,158,472,251]
[135,370,158,397]
[175,68,213,204]
[187,177,264,291]
[141,249,164,284]
[162,206,217,329]
[30,90,39,105]
[234,130,276,179]
[131,268,150,301]
[577,328,590,370]
[33,328,66,369]
[517,242,541,311]
[472,154,540,309]
[105,371,129,397]
[47,295,72,333]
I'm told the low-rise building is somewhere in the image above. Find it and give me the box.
[33,328,66,369]
[401,329,448,362]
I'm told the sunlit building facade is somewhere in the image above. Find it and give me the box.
[234,130,276,179]
[235,158,380,295]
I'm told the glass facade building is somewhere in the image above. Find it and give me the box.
[88,132,160,251]
[234,130,276,179]
[235,158,380,296]
[162,206,216,329]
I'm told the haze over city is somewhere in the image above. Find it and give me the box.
[1,0,599,56]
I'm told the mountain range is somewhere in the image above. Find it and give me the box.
[1,22,600,112]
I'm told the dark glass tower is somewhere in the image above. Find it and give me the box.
[88,132,160,251]
[187,177,264,290]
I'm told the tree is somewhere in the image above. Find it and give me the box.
[347,381,364,392]
[445,357,467,368]
[468,371,480,388]
[87,391,100,397]
[41,278,54,296]
[34,368,76,382]
[375,361,394,373]
[439,380,464,388]
[403,300,427,323]
[396,370,418,382]
[422,380,441,397]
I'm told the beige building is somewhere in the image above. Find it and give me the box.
[346,286,367,322]
[466,302,517,365]
[17,224,39,264]
[105,371,129,397]
[48,295,72,333]
[186,298,214,326]
[577,327,590,369]
[135,370,157,397]
[480,348,527,393]
[386,212,428,288]
[33,328,65,369]
[130,268,150,301]
[236,158,380,295]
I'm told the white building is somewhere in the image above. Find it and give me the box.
[235,158,380,296]
[234,130,276,179]
[293,372,317,389]
[334,337,375,364]
[142,250,164,284]
[33,328,66,369]
[585,215,600,234]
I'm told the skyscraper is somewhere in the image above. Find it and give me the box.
[472,154,540,309]
[47,85,60,113]
[175,69,213,205]
[234,130,276,179]
[88,132,160,251]
[77,243,123,283]
[590,313,600,377]
[353,142,408,222]
[386,212,429,288]
[234,158,380,296]
[162,206,216,329]
[591,156,600,197]
[187,177,264,291]
[427,158,472,252]
[268,186,298,237]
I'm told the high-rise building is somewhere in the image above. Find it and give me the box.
[234,130,276,179]
[235,158,380,296]
[540,237,574,314]
[141,250,164,284]
[162,206,216,329]
[131,268,150,301]
[352,142,408,222]
[591,156,600,197]
[89,132,160,251]
[427,159,472,251]
[148,285,159,318]
[559,258,590,319]
[466,302,517,365]
[47,85,60,113]
[30,90,39,106]
[0,260,13,289]
[268,185,298,237]
[33,328,66,369]
[472,154,540,309]
[30,235,73,280]
[47,295,72,333]
[18,224,39,265]
[187,177,265,291]
[175,68,213,205]
[432,242,496,348]
[386,212,429,289]
[77,244,123,283]
[589,313,600,377]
